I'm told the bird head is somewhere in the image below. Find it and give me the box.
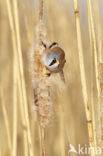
[42,43,66,73]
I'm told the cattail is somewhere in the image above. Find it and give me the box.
[30,0,53,155]
[30,1,53,129]
[33,46,53,127]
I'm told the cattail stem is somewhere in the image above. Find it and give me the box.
[40,127,46,156]
[39,0,44,21]
[46,0,55,40]
[38,0,45,48]
[33,0,48,156]
[73,0,94,153]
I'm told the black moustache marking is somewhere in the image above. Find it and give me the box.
[49,42,58,49]
[42,41,47,48]
[49,58,56,66]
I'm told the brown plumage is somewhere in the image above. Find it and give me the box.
[42,42,66,73]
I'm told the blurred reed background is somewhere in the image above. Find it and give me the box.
[0,0,103,156]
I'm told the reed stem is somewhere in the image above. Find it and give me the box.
[73,0,94,153]
[0,89,12,154]
[12,0,34,154]
[6,0,33,155]
[87,1,97,149]
[12,47,18,156]
[17,78,29,156]
[87,0,102,148]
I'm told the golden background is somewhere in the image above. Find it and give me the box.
[0,0,103,155]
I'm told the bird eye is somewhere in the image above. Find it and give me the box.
[49,58,56,66]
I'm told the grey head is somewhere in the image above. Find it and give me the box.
[43,51,61,71]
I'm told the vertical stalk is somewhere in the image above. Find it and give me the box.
[46,0,55,40]
[59,102,66,156]
[38,0,44,46]
[12,0,34,155]
[87,1,97,149]
[73,0,94,153]
[93,1,103,147]
[0,148,1,156]
[38,1,46,156]
[39,0,44,21]
[93,1,103,63]
[12,45,18,156]
[87,0,100,101]
[0,89,12,154]
[6,0,33,155]
[21,0,32,45]
[87,0,102,148]
[18,78,29,156]
[40,127,46,156]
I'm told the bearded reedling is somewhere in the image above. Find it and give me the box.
[42,41,66,81]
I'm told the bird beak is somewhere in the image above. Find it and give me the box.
[56,60,60,64]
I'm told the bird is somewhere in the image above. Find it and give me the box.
[42,42,66,74]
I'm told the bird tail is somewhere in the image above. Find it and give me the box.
[59,70,65,83]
